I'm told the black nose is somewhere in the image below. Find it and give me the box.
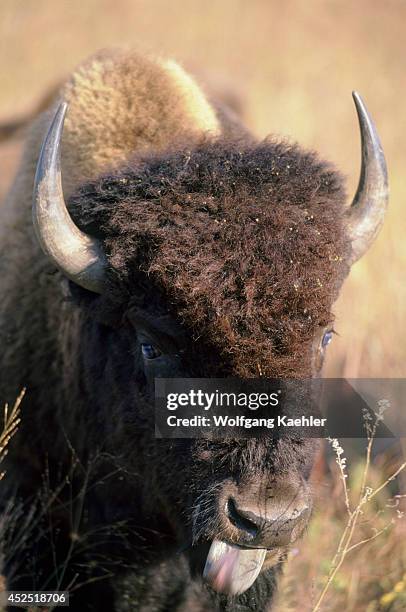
[226,495,309,548]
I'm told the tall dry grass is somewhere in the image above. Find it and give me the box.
[0,390,24,480]
[0,392,23,608]
[277,412,406,611]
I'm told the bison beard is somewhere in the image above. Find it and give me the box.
[0,49,387,612]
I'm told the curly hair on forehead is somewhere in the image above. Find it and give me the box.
[68,135,351,377]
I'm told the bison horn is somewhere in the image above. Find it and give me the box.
[347,92,389,264]
[32,102,107,293]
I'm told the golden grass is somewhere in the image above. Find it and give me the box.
[276,447,406,611]
[277,488,406,610]
[275,400,406,610]
[0,390,24,480]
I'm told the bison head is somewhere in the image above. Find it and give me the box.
[30,94,387,596]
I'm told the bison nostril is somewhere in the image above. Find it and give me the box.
[226,498,259,538]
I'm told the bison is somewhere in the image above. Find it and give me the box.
[0,49,388,611]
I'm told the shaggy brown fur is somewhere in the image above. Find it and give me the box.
[0,48,241,402]
[0,48,352,612]
[68,138,351,378]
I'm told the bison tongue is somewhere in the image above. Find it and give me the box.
[203,540,266,595]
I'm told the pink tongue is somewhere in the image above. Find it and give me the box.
[203,540,266,595]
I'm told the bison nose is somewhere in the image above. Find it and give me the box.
[225,496,309,548]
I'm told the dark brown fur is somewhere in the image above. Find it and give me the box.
[69,137,350,378]
[0,50,352,611]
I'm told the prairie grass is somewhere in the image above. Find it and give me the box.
[276,404,406,612]
[0,392,23,607]
[0,390,24,480]
[276,468,406,611]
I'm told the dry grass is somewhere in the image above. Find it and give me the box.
[0,392,23,606]
[0,390,24,480]
[277,439,406,612]
[311,403,406,611]
[0,2,404,610]
[276,473,406,611]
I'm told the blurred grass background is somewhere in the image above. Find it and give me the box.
[276,458,406,611]
[0,0,404,378]
[0,3,405,610]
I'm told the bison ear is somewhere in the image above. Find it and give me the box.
[32,102,107,294]
[346,92,389,264]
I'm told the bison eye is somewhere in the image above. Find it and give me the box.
[321,330,334,349]
[141,343,162,360]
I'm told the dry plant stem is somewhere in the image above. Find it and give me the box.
[313,455,371,611]
[368,461,406,501]
[344,521,393,554]
[0,389,25,475]
[312,416,405,612]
